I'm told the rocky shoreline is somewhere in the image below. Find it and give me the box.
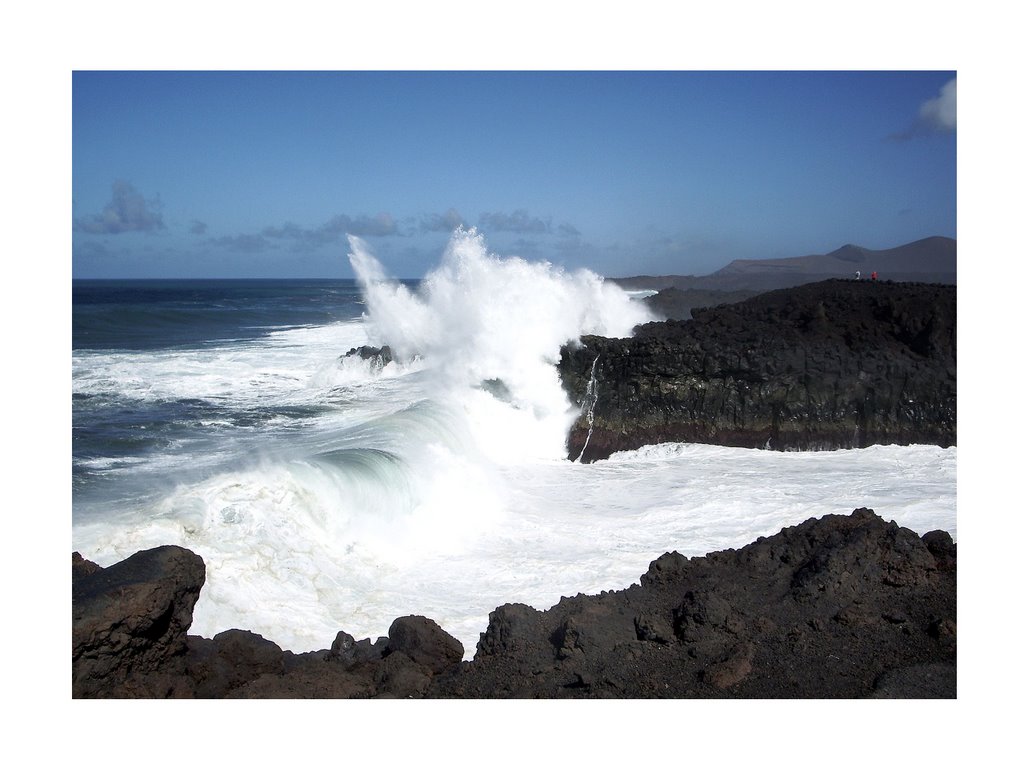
[560,279,956,462]
[72,508,955,698]
[72,278,957,699]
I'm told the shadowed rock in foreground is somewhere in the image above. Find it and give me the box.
[560,279,956,462]
[72,509,955,698]
[72,546,206,698]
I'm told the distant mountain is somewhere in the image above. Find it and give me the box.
[612,236,956,295]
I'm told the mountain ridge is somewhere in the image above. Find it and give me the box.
[612,236,956,294]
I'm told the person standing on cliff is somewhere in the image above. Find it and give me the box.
[871,271,878,281]
[855,270,861,280]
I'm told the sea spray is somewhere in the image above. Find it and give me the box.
[77,231,657,651]
[348,228,652,462]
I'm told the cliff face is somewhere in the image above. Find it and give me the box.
[560,279,956,462]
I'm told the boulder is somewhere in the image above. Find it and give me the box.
[72,545,205,698]
[343,345,394,370]
[386,615,464,674]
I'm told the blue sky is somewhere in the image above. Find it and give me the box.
[72,70,956,279]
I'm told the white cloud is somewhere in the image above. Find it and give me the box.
[919,77,956,132]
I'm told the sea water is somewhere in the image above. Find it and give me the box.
[71,229,956,656]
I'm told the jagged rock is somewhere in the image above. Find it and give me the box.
[476,603,547,657]
[327,630,387,666]
[343,344,394,370]
[788,509,937,600]
[640,551,691,586]
[71,509,955,698]
[72,545,205,698]
[185,630,285,698]
[559,279,956,461]
[385,615,464,675]
[429,509,955,698]
[922,529,957,573]
[72,551,102,581]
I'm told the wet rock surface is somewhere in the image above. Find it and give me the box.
[72,509,955,698]
[343,344,394,370]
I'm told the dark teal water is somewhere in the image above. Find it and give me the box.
[72,279,414,507]
[72,279,369,351]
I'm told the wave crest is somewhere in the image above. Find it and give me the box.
[348,228,653,461]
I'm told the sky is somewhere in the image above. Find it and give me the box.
[71,70,956,280]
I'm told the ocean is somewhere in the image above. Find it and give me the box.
[71,230,957,657]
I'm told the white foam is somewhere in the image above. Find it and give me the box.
[73,320,371,407]
[348,228,653,462]
[625,289,659,299]
[71,232,957,659]
[72,441,956,656]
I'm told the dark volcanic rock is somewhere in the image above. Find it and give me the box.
[642,287,759,321]
[71,553,463,698]
[185,630,286,698]
[385,615,465,674]
[72,510,955,698]
[560,279,956,461]
[327,630,388,666]
[72,551,102,581]
[871,663,957,698]
[72,545,205,698]
[343,344,394,370]
[428,508,956,698]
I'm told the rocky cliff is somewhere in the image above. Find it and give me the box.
[71,509,955,698]
[560,279,956,462]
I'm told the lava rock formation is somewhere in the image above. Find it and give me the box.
[72,509,955,698]
[560,279,956,462]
